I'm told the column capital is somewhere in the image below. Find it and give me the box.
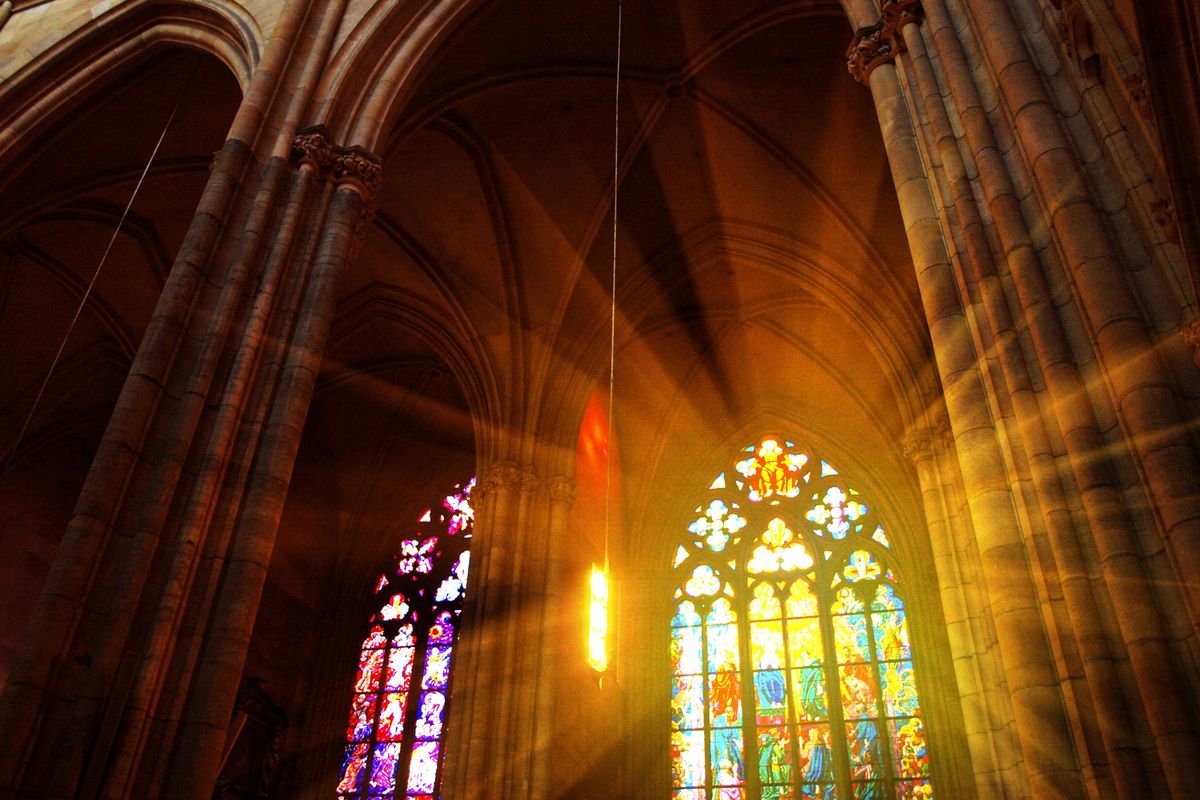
[291,126,384,201]
[902,417,951,465]
[545,475,577,505]
[846,0,924,84]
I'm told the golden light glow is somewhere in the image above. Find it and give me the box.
[587,564,609,672]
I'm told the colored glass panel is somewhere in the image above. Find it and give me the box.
[414,691,446,739]
[889,718,930,779]
[336,479,474,800]
[672,729,707,787]
[669,440,934,798]
[405,741,439,794]
[347,694,378,741]
[710,728,746,785]
[338,744,369,794]
[674,675,706,729]
[370,742,401,793]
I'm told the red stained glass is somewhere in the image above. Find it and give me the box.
[336,478,474,800]
[355,650,384,693]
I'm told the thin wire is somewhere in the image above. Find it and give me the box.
[0,56,200,478]
[604,0,623,578]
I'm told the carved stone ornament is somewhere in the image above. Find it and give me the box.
[335,148,384,197]
[1150,196,1180,245]
[1122,69,1154,121]
[847,22,894,84]
[902,418,951,464]
[1181,320,1200,369]
[290,126,384,202]
[846,0,923,84]
[546,475,577,506]
[880,0,924,38]
[291,125,335,169]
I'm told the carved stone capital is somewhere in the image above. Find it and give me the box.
[881,0,924,37]
[291,127,384,202]
[1182,321,1200,369]
[902,419,950,464]
[334,148,384,199]
[291,125,335,170]
[846,2,922,84]
[546,475,577,505]
[847,22,895,84]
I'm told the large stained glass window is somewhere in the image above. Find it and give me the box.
[670,438,932,800]
[338,479,475,800]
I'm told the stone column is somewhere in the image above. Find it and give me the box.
[847,15,1087,797]
[528,476,575,798]
[912,2,1200,794]
[903,419,999,799]
[965,0,1200,642]
[0,2,13,33]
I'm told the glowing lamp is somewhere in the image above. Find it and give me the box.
[587,564,610,673]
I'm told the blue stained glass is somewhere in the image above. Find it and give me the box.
[710,728,745,785]
[338,744,369,793]
[754,670,788,723]
[792,666,828,721]
[414,691,445,739]
[845,719,881,769]
[421,647,451,690]
[369,742,402,792]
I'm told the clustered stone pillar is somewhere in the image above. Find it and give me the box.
[848,3,1087,798]
[441,464,572,800]
[849,0,1200,797]
[0,120,379,799]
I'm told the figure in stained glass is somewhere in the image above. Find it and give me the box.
[669,436,934,799]
[335,479,474,800]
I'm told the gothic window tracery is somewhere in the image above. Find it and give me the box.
[337,479,475,800]
[670,438,932,799]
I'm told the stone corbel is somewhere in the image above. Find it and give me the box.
[846,0,924,84]
[1122,69,1154,121]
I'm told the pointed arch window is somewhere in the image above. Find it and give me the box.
[670,438,933,800]
[337,478,475,800]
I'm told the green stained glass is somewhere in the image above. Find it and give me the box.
[670,438,934,799]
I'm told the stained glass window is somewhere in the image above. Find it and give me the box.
[338,479,475,800]
[670,438,933,800]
